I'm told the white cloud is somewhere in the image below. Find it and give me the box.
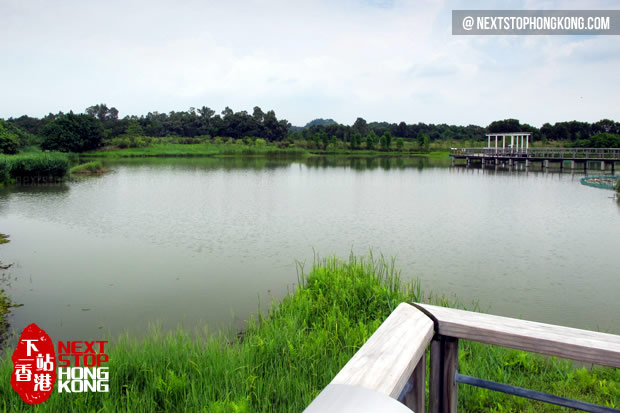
[0,0,618,126]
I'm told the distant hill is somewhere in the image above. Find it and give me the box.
[304,118,338,128]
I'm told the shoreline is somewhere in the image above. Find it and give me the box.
[80,143,450,159]
[0,255,616,411]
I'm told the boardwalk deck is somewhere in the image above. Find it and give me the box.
[450,147,620,171]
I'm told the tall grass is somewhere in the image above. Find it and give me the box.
[0,153,69,184]
[0,158,9,185]
[0,255,617,411]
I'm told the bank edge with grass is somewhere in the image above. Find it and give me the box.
[69,160,107,175]
[0,255,616,412]
[0,153,70,185]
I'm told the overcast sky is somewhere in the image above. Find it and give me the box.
[1,0,619,126]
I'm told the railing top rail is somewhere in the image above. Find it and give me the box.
[330,302,434,398]
[451,147,620,153]
[414,303,620,368]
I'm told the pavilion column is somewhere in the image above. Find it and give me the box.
[488,135,491,148]
[526,135,529,151]
[502,135,505,151]
[495,135,498,152]
[511,135,514,152]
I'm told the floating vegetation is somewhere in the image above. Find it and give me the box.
[580,175,619,190]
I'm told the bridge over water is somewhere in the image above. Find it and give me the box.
[450,147,620,172]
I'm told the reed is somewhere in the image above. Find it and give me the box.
[0,152,69,184]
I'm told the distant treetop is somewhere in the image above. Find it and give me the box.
[304,118,338,128]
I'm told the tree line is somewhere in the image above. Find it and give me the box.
[1,103,619,153]
[4,104,291,147]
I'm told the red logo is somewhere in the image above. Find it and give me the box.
[11,323,57,404]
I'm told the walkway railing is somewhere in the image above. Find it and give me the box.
[450,147,620,159]
[305,303,620,413]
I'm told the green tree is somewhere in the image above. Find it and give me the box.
[379,134,388,150]
[350,132,361,149]
[85,103,118,122]
[41,113,104,152]
[396,137,404,151]
[384,131,392,148]
[417,132,429,152]
[319,132,329,149]
[366,131,377,150]
[125,119,144,136]
[0,121,20,154]
[352,117,368,137]
[380,132,392,150]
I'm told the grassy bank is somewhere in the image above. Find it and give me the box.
[69,160,106,175]
[82,143,307,158]
[81,142,450,159]
[0,152,70,185]
[0,255,617,411]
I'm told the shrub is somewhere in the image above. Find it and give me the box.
[105,136,151,148]
[573,133,620,148]
[0,120,40,148]
[0,121,20,154]
[107,137,131,148]
[255,138,266,148]
[177,137,201,145]
[133,137,149,148]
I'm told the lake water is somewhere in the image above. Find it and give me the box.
[0,156,618,342]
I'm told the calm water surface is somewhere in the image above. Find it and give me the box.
[0,156,618,341]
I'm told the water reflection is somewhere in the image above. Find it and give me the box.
[102,156,298,171]
[303,155,448,170]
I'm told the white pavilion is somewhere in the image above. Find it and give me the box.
[485,132,531,152]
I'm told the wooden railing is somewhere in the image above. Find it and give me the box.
[305,303,620,413]
[450,147,620,159]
